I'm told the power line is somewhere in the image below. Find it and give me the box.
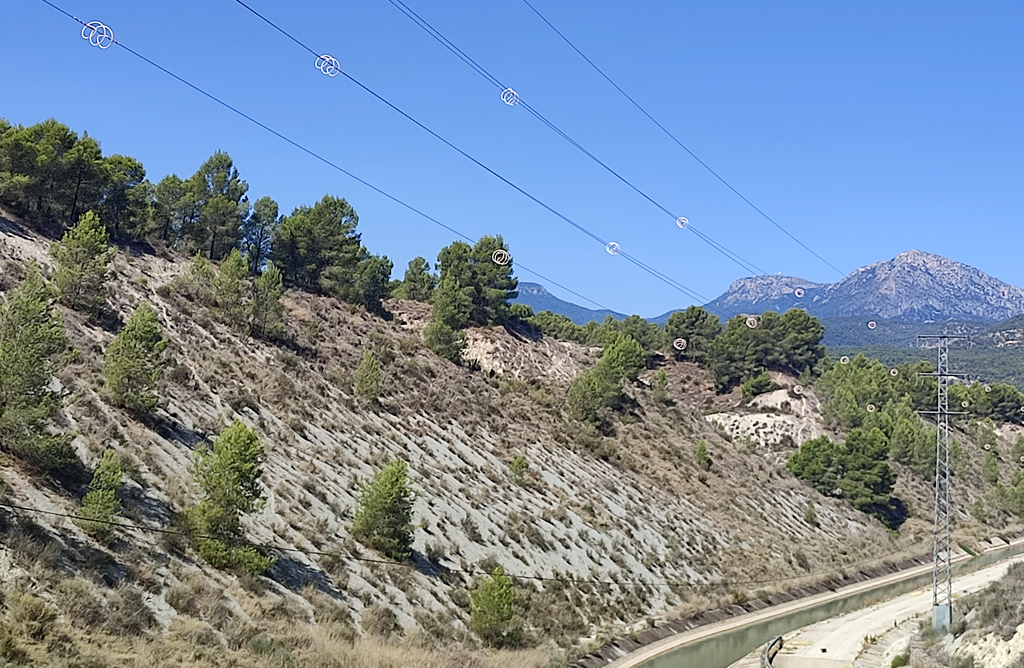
[34,0,611,313]
[520,0,847,279]
[383,0,765,278]
[226,0,717,307]
[0,499,922,590]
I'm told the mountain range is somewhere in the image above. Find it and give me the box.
[517,250,1024,326]
[514,250,1024,388]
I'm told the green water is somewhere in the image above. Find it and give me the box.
[638,542,1024,668]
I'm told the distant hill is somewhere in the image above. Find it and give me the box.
[706,250,1024,322]
[514,251,1024,390]
[514,282,627,325]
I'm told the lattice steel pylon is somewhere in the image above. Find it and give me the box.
[918,334,968,631]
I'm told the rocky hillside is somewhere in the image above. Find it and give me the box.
[0,214,1018,668]
[705,250,1024,322]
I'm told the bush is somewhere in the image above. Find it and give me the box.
[362,604,402,638]
[213,247,249,330]
[103,303,168,415]
[891,651,910,667]
[104,585,156,637]
[50,211,115,315]
[353,348,383,404]
[788,430,899,527]
[75,449,123,544]
[55,578,106,630]
[650,369,669,404]
[741,370,776,398]
[187,421,275,575]
[0,623,27,665]
[803,501,819,527]
[0,263,77,473]
[470,566,524,648]
[9,592,57,641]
[508,456,527,486]
[602,334,645,381]
[568,362,623,428]
[351,458,415,561]
[694,440,711,471]
[250,262,285,339]
[423,321,464,364]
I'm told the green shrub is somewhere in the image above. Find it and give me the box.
[508,456,527,485]
[741,370,776,398]
[983,451,1000,485]
[803,501,819,527]
[891,651,909,667]
[75,449,123,544]
[602,334,645,381]
[353,348,383,404]
[650,369,669,404]
[0,263,77,473]
[694,440,711,471]
[50,211,115,315]
[250,263,285,339]
[423,321,464,364]
[351,458,415,561]
[213,247,249,330]
[187,421,275,575]
[470,567,524,648]
[103,302,168,415]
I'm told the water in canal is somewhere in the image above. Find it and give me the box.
[638,542,1024,668]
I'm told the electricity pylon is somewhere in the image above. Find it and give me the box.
[918,334,968,631]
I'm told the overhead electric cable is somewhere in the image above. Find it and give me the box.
[520,0,847,278]
[34,0,616,313]
[0,499,924,590]
[226,0,718,307]
[383,0,765,278]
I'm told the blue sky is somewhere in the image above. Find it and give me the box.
[4,0,1024,317]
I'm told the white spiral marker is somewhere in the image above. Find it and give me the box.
[501,88,519,106]
[794,288,805,298]
[672,338,687,351]
[82,21,115,49]
[675,217,689,229]
[840,356,850,365]
[316,54,341,76]
[867,404,876,412]
[867,321,877,330]
[605,242,620,255]
[746,316,758,329]
[491,249,510,266]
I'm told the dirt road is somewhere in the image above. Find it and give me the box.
[770,553,1024,668]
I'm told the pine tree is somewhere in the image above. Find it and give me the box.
[397,256,436,302]
[103,303,168,415]
[75,449,123,544]
[470,567,523,648]
[351,458,415,561]
[51,211,116,314]
[213,247,249,330]
[0,264,76,472]
[353,348,383,404]
[250,262,285,340]
[188,421,274,575]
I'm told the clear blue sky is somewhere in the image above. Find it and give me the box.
[5,0,1024,317]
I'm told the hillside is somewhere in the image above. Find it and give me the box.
[1,212,1022,668]
[514,283,627,325]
